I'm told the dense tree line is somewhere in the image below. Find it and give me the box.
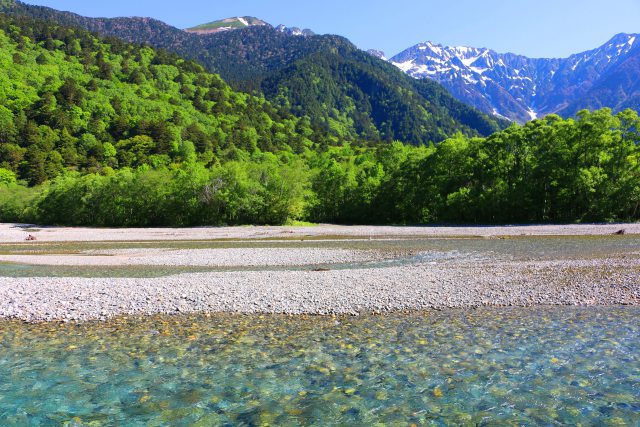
[374,110,640,224]
[2,110,638,226]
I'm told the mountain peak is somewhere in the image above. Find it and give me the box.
[275,24,315,37]
[185,16,269,34]
[600,32,638,55]
[608,32,638,43]
[390,33,640,123]
[367,49,387,61]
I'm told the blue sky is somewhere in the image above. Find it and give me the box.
[22,0,640,58]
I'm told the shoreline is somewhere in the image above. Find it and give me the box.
[1,223,638,243]
[3,304,638,326]
[0,223,638,323]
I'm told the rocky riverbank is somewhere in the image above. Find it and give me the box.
[0,223,638,322]
[0,255,638,322]
[0,248,382,267]
[0,223,638,243]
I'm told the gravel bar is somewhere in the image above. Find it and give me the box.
[0,257,638,322]
[0,248,379,267]
[1,223,638,322]
[1,223,639,243]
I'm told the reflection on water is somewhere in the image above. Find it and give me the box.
[0,307,638,425]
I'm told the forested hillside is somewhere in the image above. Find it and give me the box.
[0,13,324,186]
[0,10,637,226]
[0,0,505,145]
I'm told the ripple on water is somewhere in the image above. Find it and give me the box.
[0,307,639,426]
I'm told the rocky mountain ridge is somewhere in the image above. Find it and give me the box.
[388,34,640,122]
[185,16,268,34]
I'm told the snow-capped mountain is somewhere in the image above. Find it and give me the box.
[185,16,269,34]
[186,17,314,37]
[275,24,315,37]
[389,33,640,122]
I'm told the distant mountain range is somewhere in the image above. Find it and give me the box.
[386,34,640,122]
[181,18,640,124]
[0,1,505,144]
[183,16,315,37]
[2,0,638,126]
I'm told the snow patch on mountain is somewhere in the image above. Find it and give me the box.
[275,24,315,37]
[389,33,640,123]
[366,49,387,61]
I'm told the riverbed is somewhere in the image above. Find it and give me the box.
[0,307,638,425]
[0,224,638,424]
[0,225,638,321]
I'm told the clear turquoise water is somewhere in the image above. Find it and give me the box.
[1,307,639,426]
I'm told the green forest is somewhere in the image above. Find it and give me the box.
[0,13,638,226]
[0,0,506,145]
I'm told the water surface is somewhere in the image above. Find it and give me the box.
[1,307,638,425]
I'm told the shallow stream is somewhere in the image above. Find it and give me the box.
[0,307,638,425]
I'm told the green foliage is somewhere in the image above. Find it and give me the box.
[0,13,636,226]
[30,155,311,226]
[0,2,506,145]
[374,110,640,224]
[0,13,323,184]
[0,182,39,222]
[1,109,638,226]
[0,167,15,184]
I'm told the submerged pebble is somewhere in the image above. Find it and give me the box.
[0,307,638,425]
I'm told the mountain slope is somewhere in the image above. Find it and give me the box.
[0,12,322,185]
[560,44,640,116]
[258,35,504,143]
[0,0,505,144]
[390,34,640,122]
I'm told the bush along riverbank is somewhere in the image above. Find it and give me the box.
[2,108,640,226]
